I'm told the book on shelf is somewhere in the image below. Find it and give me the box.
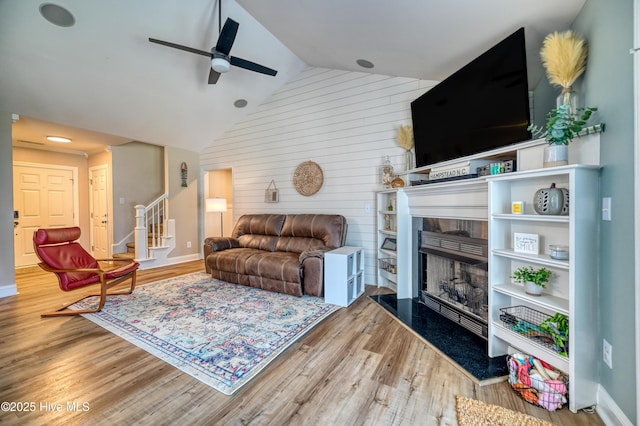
[428,160,492,180]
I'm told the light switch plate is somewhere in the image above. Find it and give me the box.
[602,197,611,221]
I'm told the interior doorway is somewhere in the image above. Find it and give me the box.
[204,169,233,238]
[13,162,78,267]
[89,165,110,258]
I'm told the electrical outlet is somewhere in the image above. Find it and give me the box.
[603,339,613,369]
[186,241,192,248]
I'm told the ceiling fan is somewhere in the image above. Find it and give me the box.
[148,2,277,84]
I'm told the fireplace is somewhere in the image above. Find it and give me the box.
[418,218,489,338]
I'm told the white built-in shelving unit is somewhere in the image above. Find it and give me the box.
[486,164,600,413]
[376,189,398,292]
[375,189,411,294]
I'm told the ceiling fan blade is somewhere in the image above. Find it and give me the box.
[215,18,239,55]
[230,56,278,76]
[148,38,212,58]
[208,68,221,84]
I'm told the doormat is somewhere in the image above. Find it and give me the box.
[456,395,554,426]
[370,294,508,385]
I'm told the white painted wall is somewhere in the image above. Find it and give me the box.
[200,67,437,284]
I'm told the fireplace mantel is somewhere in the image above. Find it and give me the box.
[404,178,488,221]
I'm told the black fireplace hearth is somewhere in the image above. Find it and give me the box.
[370,294,508,383]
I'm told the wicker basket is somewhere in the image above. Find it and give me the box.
[378,258,397,274]
[507,353,569,411]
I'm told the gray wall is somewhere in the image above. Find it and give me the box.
[111,142,164,244]
[167,146,200,258]
[0,111,16,294]
[573,0,636,422]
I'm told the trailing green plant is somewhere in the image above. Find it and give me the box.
[541,313,569,357]
[528,104,601,145]
[510,266,552,288]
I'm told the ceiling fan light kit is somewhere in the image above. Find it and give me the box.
[211,57,231,73]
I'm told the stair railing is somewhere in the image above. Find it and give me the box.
[134,193,168,261]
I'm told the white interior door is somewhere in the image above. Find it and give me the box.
[13,164,75,267]
[90,165,110,259]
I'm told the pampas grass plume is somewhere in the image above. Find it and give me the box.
[540,30,587,88]
[396,125,414,150]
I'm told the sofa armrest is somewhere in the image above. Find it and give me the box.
[204,237,241,273]
[299,247,336,297]
[298,247,333,263]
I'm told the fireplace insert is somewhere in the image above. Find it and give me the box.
[418,218,489,338]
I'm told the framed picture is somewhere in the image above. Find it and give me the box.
[513,232,539,255]
[381,237,397,251]
[264,180,279,203]
[264,188,278,203]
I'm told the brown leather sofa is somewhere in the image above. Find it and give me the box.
[204,214,347,297]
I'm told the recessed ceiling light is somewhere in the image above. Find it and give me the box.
[39,3,75,28]
[356,59,374,69]
[234,99,248,108]
[47,136,71,143]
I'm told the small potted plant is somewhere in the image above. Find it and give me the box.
[529,104,598,145]
[511,266,552,296]
[528,105,602,167]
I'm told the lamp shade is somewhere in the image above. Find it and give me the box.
[206,197,227,213]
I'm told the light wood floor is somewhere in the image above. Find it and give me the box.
[1,261,603,425]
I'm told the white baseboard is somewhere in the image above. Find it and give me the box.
[0,284,18,298]
[138,254,202,270]
[597,384,634,426]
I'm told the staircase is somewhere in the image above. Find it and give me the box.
[114,223,164,260]
[113,194,175,269]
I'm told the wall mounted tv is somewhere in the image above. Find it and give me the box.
[411,27,531,168]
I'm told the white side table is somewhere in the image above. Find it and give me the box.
[324,246,364,307]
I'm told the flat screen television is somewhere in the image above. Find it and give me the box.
[411,27,531,168]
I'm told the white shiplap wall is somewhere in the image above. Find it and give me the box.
[200,67,437,284]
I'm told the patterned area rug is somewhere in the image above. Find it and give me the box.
[455,396,554,426]
[73,272,339,395]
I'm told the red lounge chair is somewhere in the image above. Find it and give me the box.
[33,227,139,317]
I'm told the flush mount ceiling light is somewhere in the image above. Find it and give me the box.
[234,99,248,108]
[47,136,71,143]
[39,3,76,27]
[356,59,374,69]
[211,56,231,74]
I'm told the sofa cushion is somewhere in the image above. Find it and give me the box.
[233,214,286,252]
[206,249,302,284]
[244,251,302,284]
[206,248,265,275]
[276,214,347,253]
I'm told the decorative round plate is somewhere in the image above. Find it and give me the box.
[293,161,324,196]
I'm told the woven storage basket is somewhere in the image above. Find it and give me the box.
[507,354,569,411]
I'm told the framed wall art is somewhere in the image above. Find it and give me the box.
[264,180,279,203]
[513,232,539,255]
[381,237,397,251]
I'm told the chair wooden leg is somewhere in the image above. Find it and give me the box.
[41,293,107,317]
[41,272,137,318]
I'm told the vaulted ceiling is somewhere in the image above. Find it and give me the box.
[0,0,586,155]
